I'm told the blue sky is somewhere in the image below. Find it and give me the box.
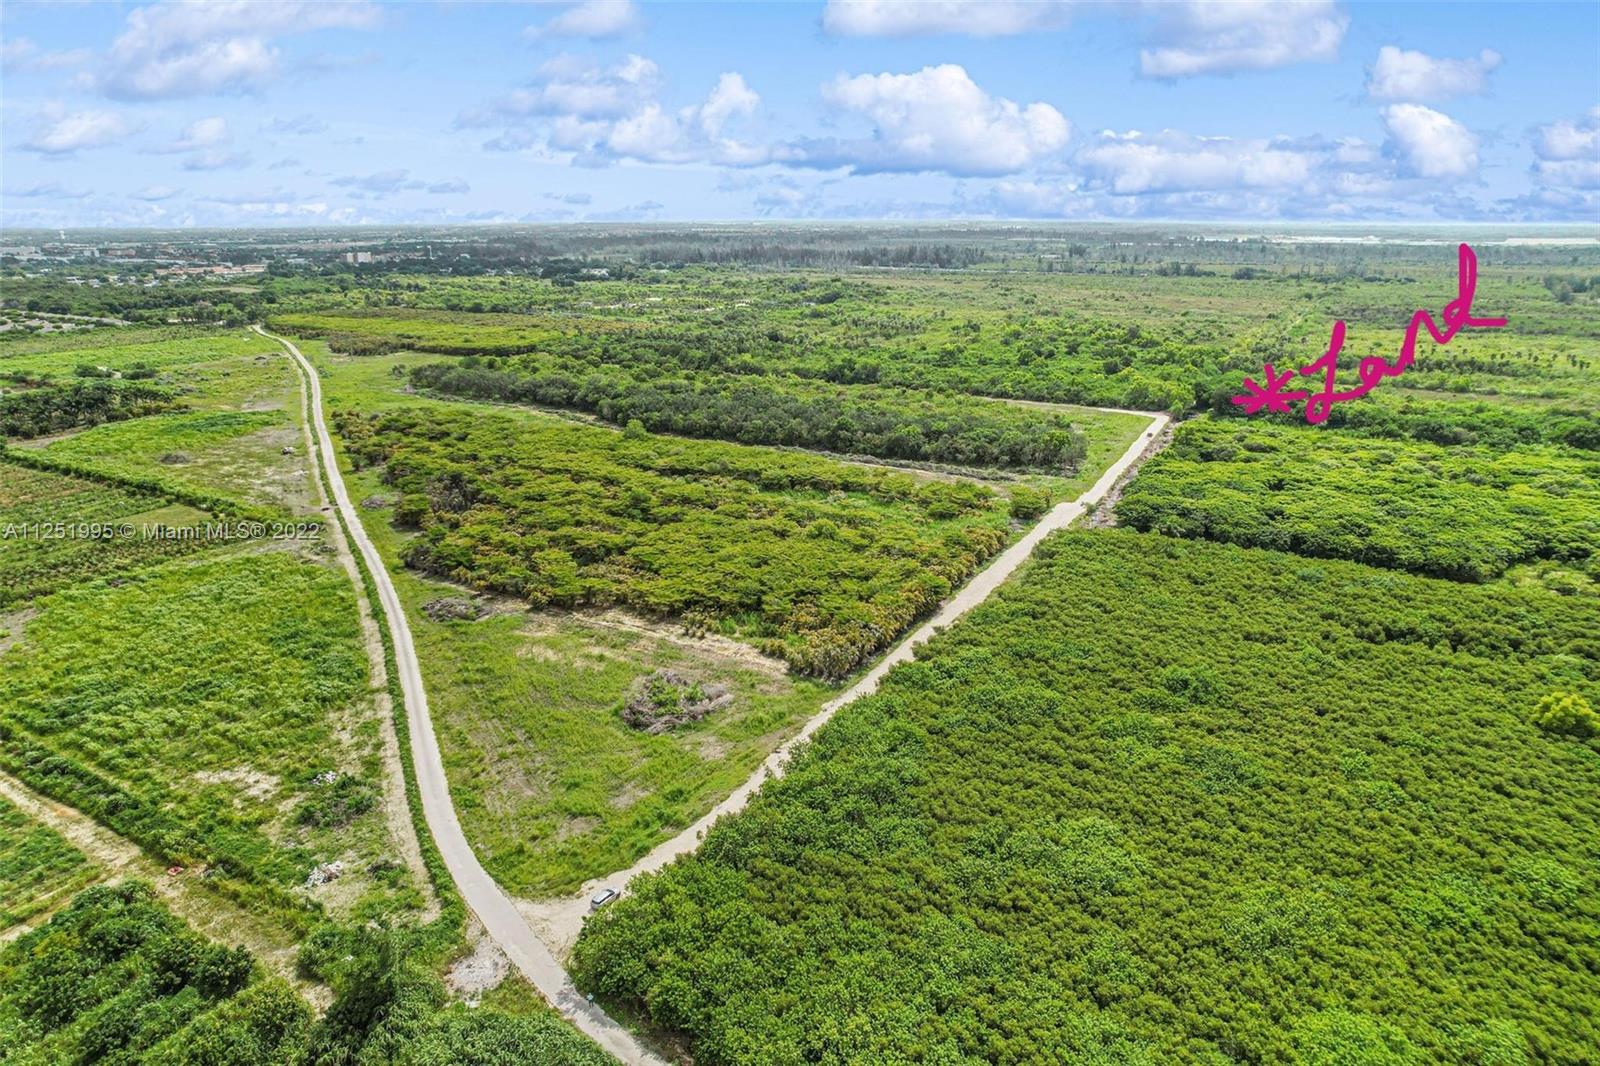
[2,0,1597,227]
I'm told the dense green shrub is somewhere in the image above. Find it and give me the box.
[1532,691,1599,737]
[337,407,1010,678]
[0,883,309,1064]
[1117,418,1600,584]
[0,379,183,438]
[409,360,1088,473]
[572,533,1600,1063]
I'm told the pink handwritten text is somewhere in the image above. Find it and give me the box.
[1232,242,1507,424]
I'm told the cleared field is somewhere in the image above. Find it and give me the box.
[0,460,229,606]
[267,309,595,355]
[421,606,831,896]
[573,532,1600,1064]
[0,550,420,930]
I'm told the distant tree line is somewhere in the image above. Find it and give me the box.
[410,360,1088,472]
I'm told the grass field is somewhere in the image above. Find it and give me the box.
[0,540,426,930]
[0,797,97,930]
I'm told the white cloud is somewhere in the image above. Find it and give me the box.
[133,185,182,201]
[526,0,640,40]
[97,0,380,99]
[22,108,143,154]
[465,57,765,166]
[1366,46,1501,101]
[330,170,471,197]
[460,54,659,126]
[169,116,230,151]
[1077,129,1317,194]
[1381,103,1479,179]
[1531,107,1600,190]
[821,1,1074,37]
[2,36,91,72]
[800,64,1069,175]
[1139,1,1347,77]
[182,149,251,171]
[822,1,1347,77]
[698,72,760,138]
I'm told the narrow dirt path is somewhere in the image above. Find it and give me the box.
[520,411,1171,955]
[285,336,439,924]
[256,326,663,1065]
[0,768,326,1006]
[263,320,1169,1065]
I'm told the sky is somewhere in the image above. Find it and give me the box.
[2,0,1598,228]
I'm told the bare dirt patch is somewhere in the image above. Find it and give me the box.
[0,608,38,657]
[566,607,789,679]
[446,921,511,1004]
[193,768,279,804]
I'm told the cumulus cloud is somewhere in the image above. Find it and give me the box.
[460,54,660,127]
[1381,103,1479,179]
[526,0,640,40]
[463,56,765,166]
[330,170,471,197]
[159,116,230,152]
[1366,46,1501,101]
[1077,130,1316,194]
[132,185,182,201]
[1139,1,1347,78]
[1530,106,1600,190]
[796,64,1069,175]
[823,1,1346,77]
[182,149,252,171]
[95,0,380,99]
[22,107,142,154]
[821,0,1074,37]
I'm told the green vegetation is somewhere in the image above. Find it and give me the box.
[573,532,1600,1064]
[0,461,232,607]
[1117,418,1600,585]
[410,360,1090,473]
[0,882,309,1065]
[1,379,183,440]
[338,406,1010,678]
[267,309,576,356]
[0,552,382,930]
[0,799,97,930]
[1533,691,1598,738]
[423,608,831,895]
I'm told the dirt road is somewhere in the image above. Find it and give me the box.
[521,409,1172,956]
[257,326,663,1065]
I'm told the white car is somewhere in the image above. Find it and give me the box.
[590,887,619,910]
